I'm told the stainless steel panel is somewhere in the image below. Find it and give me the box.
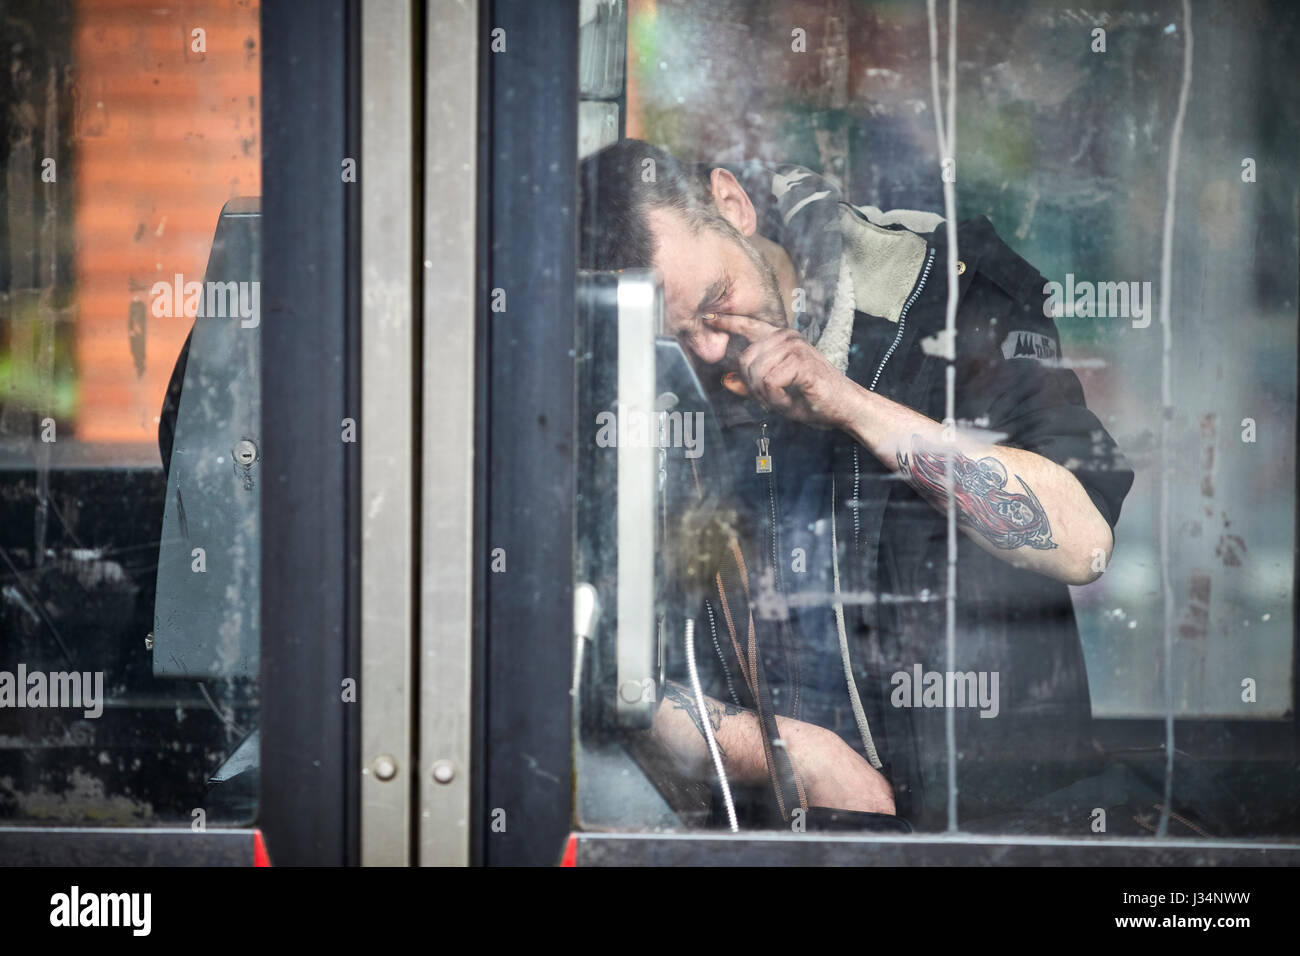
[418,0,479,867]
[360,0,416,867]
[615,272,660,727]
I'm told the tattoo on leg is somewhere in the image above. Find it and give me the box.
[663,681,744,761]
[896,435,1057,551]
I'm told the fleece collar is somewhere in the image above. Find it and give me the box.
[725,161,845,344]
[725,161,941,375]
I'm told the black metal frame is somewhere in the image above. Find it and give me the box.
[259,0,363,867]
[472,0,1299,865]
[0,828,263,867]
[475,0,580,866]
[1,0,1293,871]
[571,832,1300,867]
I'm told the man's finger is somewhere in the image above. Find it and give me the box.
[704,311,782,342]
[743,335,797,387]
[749,352,801,411]
[755,351,802,397]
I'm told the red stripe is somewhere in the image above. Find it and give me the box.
[559,833,578,867]
[253,829,272,867]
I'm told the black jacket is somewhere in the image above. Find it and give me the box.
[693,211,1134,830]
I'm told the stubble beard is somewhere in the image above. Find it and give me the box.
[716,235,789,372]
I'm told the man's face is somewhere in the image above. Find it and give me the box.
[647,206,787,373]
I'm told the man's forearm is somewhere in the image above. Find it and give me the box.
[836,382,1113,585]
[698,310,1112,584]
[648,682,895,814]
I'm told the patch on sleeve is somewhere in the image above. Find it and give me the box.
[1001,330,1059,362]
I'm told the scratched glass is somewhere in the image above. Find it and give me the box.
[0,1,261,825]
[574,0,1299,840]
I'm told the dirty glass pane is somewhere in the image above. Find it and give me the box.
[574,0,1299,839]
[1,1,260,825]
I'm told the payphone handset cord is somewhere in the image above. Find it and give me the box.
[684,616,739,832]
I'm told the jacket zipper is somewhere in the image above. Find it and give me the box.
[857,244,936,555]
[758,419,800,719]
[705,600,743,709]
[868,246,936,392]
[762,424,781,588]
[843,242,937,762]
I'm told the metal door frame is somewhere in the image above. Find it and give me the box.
[359,0,419,867]
[470,0,580,866]
[259,0,364,867]
[417,0,479,866]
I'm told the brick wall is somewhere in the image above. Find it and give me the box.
[73,0,259,446]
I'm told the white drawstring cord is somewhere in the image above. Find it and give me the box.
[832,475,883,769]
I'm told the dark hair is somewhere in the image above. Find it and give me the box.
[579,139,725,271]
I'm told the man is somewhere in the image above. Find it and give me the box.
[580,139,1133,830]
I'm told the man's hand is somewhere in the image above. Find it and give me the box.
[782,717,896,815]
[706,313,855,429]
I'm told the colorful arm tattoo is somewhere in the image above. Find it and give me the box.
[895,436,1058,551]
